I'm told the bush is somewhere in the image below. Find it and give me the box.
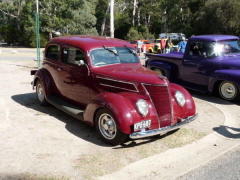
[125,26,155,41]
[0,25,21,45]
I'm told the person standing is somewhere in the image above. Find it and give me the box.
[177,37,187,53]
[136,39,143,55]
[165,37,173,53]
[160,37,166,53]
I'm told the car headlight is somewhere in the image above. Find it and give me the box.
[174,91,186,107]
[136,99,149,117]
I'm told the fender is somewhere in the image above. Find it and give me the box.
[209,69,240,93]
[169,83,196,124]
[147,59,173,78]
[32,68,56,97]
[83,92,158,134]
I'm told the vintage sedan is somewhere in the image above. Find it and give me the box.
[31,35,197,146]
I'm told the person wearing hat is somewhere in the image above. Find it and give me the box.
[177,37,187,53]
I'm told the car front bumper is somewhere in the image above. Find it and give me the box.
[129,114,198,139]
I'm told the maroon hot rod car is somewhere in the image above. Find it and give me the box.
[31,35,197,146]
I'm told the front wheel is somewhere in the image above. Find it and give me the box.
[36,80,49,106]
[219,81,238,101]
[95,108,128,146]
[153,68,164,76]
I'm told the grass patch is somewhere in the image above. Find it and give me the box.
[75,128,206,179]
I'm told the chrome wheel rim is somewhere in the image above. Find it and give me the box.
[98,113,117,140]
[37,83,45,102]
[220,82,236,100]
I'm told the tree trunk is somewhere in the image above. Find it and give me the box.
[137,6,140,25]
[49,31,53,40]
[110,0,114,38]
[100,1,111,36]
[132,0,137,26]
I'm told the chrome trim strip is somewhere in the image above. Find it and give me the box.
[129,114,198,139]
[99,83,138,92]
[96,76,139,92]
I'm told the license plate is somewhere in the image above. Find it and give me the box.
[134,120,151,131]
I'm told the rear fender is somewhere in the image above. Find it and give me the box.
[209,70,240,93]
[32,68,55,97]
[84,92,157,134]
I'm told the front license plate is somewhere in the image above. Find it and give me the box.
[134,120,151,131]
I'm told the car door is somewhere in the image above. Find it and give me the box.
[57,46,91,107]
[180,42,210,90]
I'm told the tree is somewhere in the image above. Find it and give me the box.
[194,0,240,35]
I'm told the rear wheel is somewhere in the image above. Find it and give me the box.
[36,80,49,106]
[95,108,128,146]
[219,81,238,101]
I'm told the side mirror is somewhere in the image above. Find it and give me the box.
[79,60,85,66]
[78,60,90,76]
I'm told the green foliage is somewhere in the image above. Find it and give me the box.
[1,0,240,46]
[0,25,21,45]
[193,0,240,35]
[125,26,154,41]
[30,33,49,48]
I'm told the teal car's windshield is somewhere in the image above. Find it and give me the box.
[90,47,139,67]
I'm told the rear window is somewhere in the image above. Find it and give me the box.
[46,45,60,60]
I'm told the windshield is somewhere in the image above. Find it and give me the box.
[207,40,240,57]
[90,47,139,67]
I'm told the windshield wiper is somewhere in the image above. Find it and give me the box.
[102,45,118,56]
[124,45,137,56]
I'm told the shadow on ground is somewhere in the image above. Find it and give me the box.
[11,92,108,147]
[11,93,180,147]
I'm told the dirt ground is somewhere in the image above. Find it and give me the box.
[0,48,224,180]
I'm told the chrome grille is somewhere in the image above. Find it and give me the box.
[144,84,172,127]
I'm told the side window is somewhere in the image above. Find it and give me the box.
[62,47,86,65]
[46,45,60,60]
[188,42,205,57]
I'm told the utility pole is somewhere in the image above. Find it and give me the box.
[110,0,114,38]
[35,0,41,68]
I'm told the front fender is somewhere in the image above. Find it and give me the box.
[209,70,240,93]
[147,60,171,78]
[169,83,196,123]
[83,92,157,134]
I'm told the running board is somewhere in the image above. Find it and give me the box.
[47,96,84,121]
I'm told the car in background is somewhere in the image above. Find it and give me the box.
[146,34,240,101]
[130,40,156,53]
[31,35,197,146]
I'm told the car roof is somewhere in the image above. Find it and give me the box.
[189,35,239,42]
[49,35,133,51]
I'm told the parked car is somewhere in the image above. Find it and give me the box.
[130,39,156,53]
[146,34,240,101]
[31,35,197,146]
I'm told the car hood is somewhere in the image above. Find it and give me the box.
[92,63,168,85]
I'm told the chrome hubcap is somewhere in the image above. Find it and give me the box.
[221,82,236,99]
[99,113,116,140]
[37,84,44,102]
